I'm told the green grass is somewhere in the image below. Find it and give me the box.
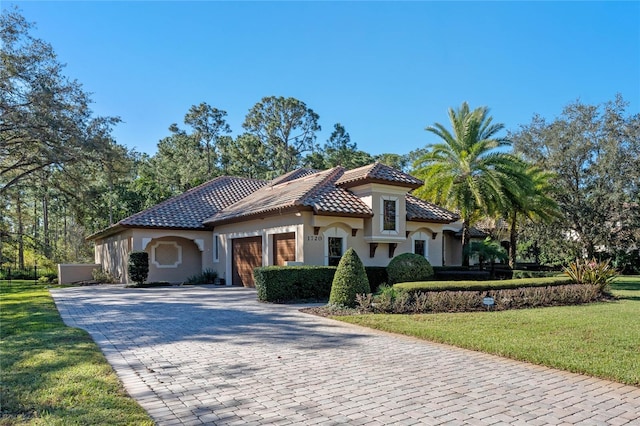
[335,277,640,386]
[0,280,154,425]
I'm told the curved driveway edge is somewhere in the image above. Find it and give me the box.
[50,285,640,425]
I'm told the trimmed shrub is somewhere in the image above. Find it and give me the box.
[254,265,387,303]
[512,270,561,279]
[387,253,434,284]
[254,266,337,302]
[394,277,572,293]
[358,284,604,314]
[329,248,371,308]
[128,251,149,285]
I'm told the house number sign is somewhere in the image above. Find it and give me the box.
[306,236,323,241]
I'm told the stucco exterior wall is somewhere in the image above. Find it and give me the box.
[94,228,213,283]
[94,230,132,283]
[214,215,306,283]
[142,236,203,283]
[58,263,101,284]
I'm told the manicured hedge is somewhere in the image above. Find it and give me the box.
[254,266,337,302]
[512,270,563,279]
[254,265,389,303]
[394,277,572,293]
[360,283,603,314]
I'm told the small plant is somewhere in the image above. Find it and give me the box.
[464,237,508,271]
[329,248,371,308]
[128,251,149,286]
[387,253,434,284]
[184,269,218,285]
[92,268,117,284]
[564,258,617,293]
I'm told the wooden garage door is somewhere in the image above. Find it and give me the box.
[273,232,296,266]
[232,236,262,287]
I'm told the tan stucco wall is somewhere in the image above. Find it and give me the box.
[94,230,132,283]
[58,263,100,284]
[214,214,306,283]
[304,219,449,268]
[144,236,203,283]
[94,228,213,283]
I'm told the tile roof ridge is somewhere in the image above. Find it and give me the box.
[294,166,345,207]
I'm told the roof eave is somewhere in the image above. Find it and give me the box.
[86,223,210,241]
[406,216,459,224]
[337,178,422,190]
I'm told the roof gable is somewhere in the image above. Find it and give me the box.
[204,168,373,226]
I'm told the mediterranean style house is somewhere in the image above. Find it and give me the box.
[87,163,468,286]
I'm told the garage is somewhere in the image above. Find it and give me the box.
[273,232,296,266]
[232,236,262,287]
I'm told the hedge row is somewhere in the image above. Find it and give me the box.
[358,284,602,314]
[254,266,387,303]
[394,277,572,293]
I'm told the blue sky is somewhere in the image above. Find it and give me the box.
[7,1,640,158]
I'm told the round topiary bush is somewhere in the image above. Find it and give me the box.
[387,253,434,284]
[329,248,371,307]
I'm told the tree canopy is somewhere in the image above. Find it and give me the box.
[510,95,640,269]
[412,102,528,266]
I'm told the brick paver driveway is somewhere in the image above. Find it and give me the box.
[51,285,639,425]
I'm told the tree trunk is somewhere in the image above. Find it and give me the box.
[462,220,470,267]
[16,191,24,270]
[509,212,518,269]
[43,189,50,258]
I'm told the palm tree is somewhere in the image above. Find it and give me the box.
[413,102,525,266]
[501,165,561,268]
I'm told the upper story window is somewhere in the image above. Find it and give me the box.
[381,196,399,233]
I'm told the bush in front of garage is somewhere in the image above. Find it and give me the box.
[254,266,337,302]
[254,265,388,303]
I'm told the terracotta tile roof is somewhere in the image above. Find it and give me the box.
[335,162,423,189]
[90,177,266,237]
[406,194,460,223]
[454,226,489,238]
[204,168,373,226]
[269,168,320,185]
[90,163,458,238]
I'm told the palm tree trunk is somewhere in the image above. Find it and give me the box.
[509,212,517,269]
[462,220,470,267]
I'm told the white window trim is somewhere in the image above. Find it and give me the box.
[323,227,348,266]
[151,241,183,269]
[411,231,430,260]
[380,196,399,235]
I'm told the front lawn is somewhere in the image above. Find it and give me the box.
[0,280,153,425]
[334,277,640,386]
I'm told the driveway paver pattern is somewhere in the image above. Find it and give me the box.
[50,285,640,425]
